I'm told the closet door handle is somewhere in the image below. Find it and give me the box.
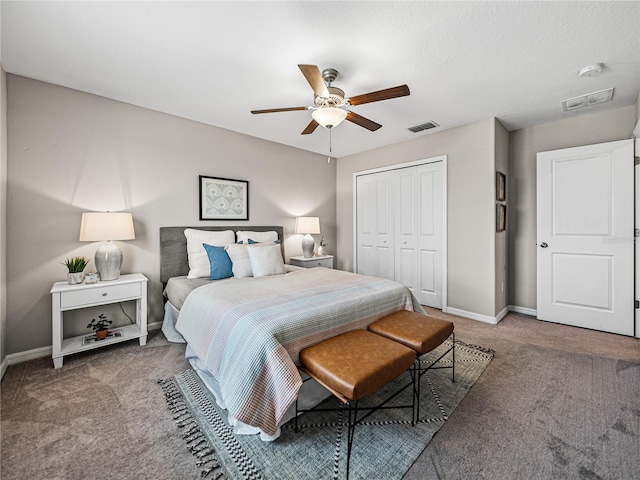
[540,242,548,248]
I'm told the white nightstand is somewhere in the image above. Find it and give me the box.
[50,273,148,368]
[290,255,334,269]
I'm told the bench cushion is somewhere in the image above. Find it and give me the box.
[299,329,416,402]
[368,310,454,355]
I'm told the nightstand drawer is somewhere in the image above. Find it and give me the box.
[290,255,334,269]
[306,257,333,268]
[60,282,141,309]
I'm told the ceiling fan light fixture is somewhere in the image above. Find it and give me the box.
[312,107,347,129]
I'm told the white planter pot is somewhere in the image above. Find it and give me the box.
[68,272,85,285]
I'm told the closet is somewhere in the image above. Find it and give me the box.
[355,158,445,309]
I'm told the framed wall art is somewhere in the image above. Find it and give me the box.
[199,176,249,220]
[496,204,506,232]
[496,171,506,201]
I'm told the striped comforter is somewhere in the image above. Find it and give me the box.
[175,267,422,436]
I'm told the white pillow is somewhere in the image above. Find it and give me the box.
[225,243,254,278]
[247,243,286,277]
[236,230,278,244]
[184,229,235,278]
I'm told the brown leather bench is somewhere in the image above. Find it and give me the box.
[297,329,417,479]
[368,310,455,422]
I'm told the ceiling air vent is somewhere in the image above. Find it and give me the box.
[408,121,439,133]
[562,88,614,112]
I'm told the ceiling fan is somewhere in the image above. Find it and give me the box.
[251,64,410,135]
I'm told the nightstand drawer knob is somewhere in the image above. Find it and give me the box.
[102,292,107,296]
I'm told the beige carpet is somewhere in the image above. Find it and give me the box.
[2,311,639,480]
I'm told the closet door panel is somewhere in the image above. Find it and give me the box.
[398,247,416,290]
[417,165,443,308]
[356,160,443,309]
[356,172,394,280]
[396,171,418,293]
[420,249,437,293]
[356,177,374,275]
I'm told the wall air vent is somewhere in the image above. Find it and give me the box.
[408,121,439,133]
[562,88,614,112]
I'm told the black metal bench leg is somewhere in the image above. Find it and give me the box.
[410,365,416,426]
[346,400,358,480]
[452,333,456,383]
[414,359,421,424]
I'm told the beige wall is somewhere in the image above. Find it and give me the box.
[494,119,509,315]
[1,66,7,369]
[336,118,499,318]
[6,75,336,354]
[508,105,636,310]
[635,91,640,134]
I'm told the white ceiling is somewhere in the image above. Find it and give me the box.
[2,1,639,158]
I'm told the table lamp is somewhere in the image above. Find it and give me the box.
[295,216,320,258]
[79,212,135,281]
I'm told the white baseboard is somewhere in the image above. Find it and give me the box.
[446,307,501,325]
[508,305,537,317]
[6,345,52,366]
[496,306,509,323]
[0,356,8,381]
[0,321,164,374]
[447,305,535,325]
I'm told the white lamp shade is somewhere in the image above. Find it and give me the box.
[295,216,320,235]
[311,107,347,128]
[79,212,135,241]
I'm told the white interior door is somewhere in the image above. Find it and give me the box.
[395,163,443,308]
[356,172,394,280]
[356,158,444,309]
[537,139,634,336]
[396,169,419,294]
[636,137,640,339]
[417,163,444,308]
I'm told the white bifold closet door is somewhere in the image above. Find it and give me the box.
[356,161,443,309]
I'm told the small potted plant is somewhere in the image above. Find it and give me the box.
[318,237,328,256]
[87,313,112,340]
[62,256,90,284]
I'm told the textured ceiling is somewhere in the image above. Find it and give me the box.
[2,1,639,158]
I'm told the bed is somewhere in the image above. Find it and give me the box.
[160,226,424,440]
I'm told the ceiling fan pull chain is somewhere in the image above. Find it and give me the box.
[329,128,332,153]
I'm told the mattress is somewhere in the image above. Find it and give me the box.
[175,267,423,436]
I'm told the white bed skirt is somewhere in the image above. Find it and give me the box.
[163,302,331,441]
[162,301,186,343]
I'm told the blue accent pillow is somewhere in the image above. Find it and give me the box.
[238,239,281,245]
[236,239,258,244]
[203,243,233,280]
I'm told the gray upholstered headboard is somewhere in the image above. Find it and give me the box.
[160,226,285,284]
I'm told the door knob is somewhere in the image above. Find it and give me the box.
[540,242,548,248]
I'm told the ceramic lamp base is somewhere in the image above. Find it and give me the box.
[301,234,315,258]
[95,241,123,281]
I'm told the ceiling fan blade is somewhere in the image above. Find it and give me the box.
[346,111,382,131]
[301,119,320,135]
[251,106,308,114]
[298,64,330,98]
[347,85,410,106]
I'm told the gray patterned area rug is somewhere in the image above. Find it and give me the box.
[159,340,493,480]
